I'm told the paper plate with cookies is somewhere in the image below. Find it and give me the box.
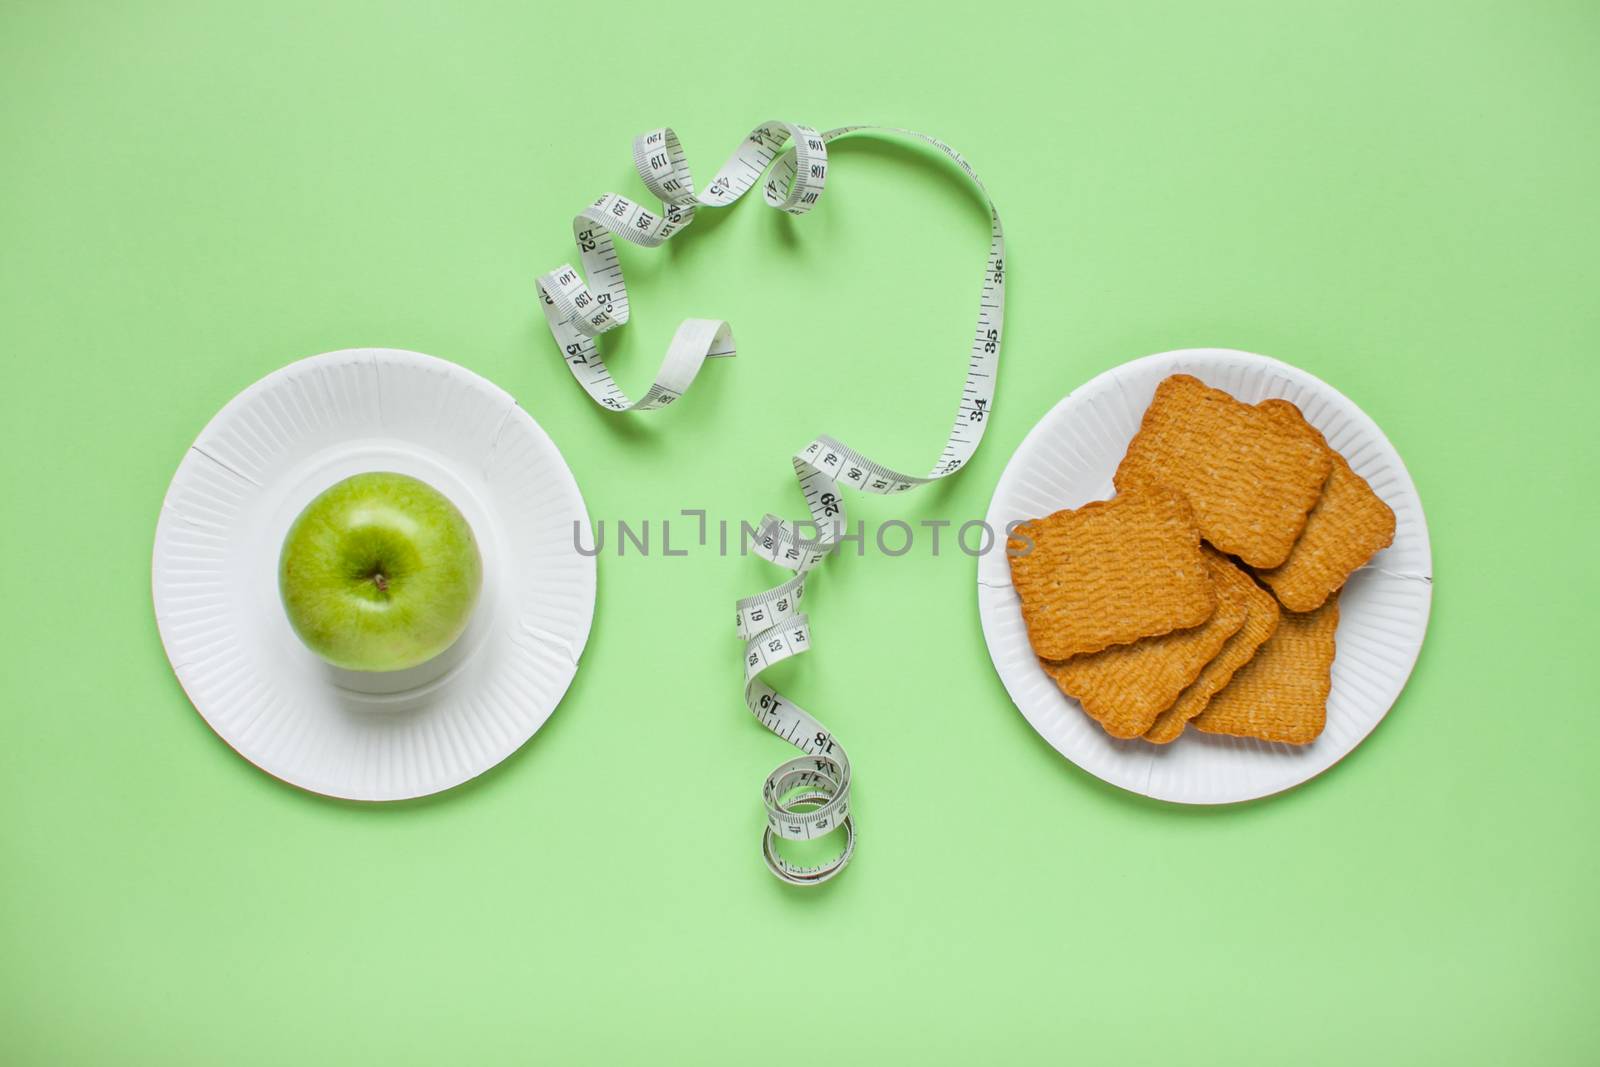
[978,348,1431,803]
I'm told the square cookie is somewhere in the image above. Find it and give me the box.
[1042,549,1248,739]
[1253,399,1396,613]
[1114,374,1332,568]
[1008,484,1215,660]
[1193,592,1340,745]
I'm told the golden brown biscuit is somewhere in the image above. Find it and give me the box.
[1144,563,1281,744]
[1042,550,1248,739]
[1114,375,1333,569]
[1007,484,1216,660]
[1193,593,1340,745]
[1253,399,1396,613]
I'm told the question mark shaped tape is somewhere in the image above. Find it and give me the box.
[538,122,1005,885]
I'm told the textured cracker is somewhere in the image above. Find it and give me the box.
[1144,562,1281,744]
[1194,593,1340,745]
[1253,399,1396,612]
[1114,375,1333,568]
[1041,550,1247,739]
[1007,484,1216,660]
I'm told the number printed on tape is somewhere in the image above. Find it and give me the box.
[538,122,1006,886]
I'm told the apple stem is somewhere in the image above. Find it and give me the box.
[373,573,389,594]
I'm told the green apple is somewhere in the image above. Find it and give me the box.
[279,472,482,672]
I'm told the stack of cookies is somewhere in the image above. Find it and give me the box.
[1008,374,1395,745]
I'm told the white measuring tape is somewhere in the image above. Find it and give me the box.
[538,121,1005,885]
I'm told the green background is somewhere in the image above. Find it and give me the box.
[3,1,1596,1062]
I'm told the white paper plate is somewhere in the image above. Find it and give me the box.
[977,348,1431,804]
[152,348,596,801]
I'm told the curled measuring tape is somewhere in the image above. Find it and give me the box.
[538,122,1005,885]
